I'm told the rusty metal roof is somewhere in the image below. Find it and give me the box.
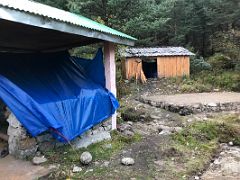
[121,47,195,57]
[0,0,136,47]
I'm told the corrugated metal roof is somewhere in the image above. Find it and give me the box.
[121,47,195,57]
[0,0,136,41]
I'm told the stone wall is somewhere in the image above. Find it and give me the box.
[7,113,37,159]
[140,97,240,115]
[6,112,112,159]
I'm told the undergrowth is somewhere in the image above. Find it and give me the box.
[169,114,240,178]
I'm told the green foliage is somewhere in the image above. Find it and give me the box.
[35,0,240,59]
[199,71,240,91]
[208,53,235,71]
[190,56,211,73]
[180,82,212,93]
[176,69,240,92]
[45,131,142,178]
[174,116,240,147]
[235,62,240,72]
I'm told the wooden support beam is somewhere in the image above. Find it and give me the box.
[104,42,117,130]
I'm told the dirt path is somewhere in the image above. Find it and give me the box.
[0,155,52,180]
[202,144,240,180]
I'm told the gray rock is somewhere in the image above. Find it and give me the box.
[72,165,82,173]
[229,141,234,146]
[80,151,92,165]
[150,115,161,119]
[208,103,217,107]
[122,130,135,137]
[7,113,22,128]
[127,121,133,126]
[159,130,171,135]
[101,161,110,167]
[194,176,200,180]
[73,131,111,149]
[121,157,135,166]
[32,156,47,165]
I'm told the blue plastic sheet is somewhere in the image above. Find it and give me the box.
[0,49,119,142]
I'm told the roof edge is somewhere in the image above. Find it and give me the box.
[0,2,136,46]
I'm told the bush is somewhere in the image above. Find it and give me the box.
[179,77,212,93]
[192,71,240,92]
[190,56,211,74]
[235,63,240,72]
[208,53,235,71]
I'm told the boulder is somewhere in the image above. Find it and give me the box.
[32,156,47,165]
[80,151,92,165]
[121,157,135,166]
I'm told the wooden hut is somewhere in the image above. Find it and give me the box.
[121,47,194,82]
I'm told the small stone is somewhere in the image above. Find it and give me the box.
[121,157,135,166]
[94,161,100,166]
[85,169,93,174]
[229,141,234,146]
[72,165,82,173]
[159,130,171,135]
[80,151,92,165]
[203,117,208,121]
[32,156,47,165]
[123,130,134,137]
[194,176,200,180]
[213,159,221,165]
[140,115,146,118]
[150,115,161,119]
[127,121,133,126]
[102,161,110,167]
[208,103,217,107]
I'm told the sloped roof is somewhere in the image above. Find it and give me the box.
[0,0,136,49]
[122,47,195,57]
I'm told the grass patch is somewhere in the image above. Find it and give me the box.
[168,114,240,178]
[167,70,240,93]
[45,131,142,179]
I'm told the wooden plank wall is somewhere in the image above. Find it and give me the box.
[123,56,190,81]
[157,56,190,78]
[124,58,147,83]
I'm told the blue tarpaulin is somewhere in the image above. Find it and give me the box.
[0,49,119,142]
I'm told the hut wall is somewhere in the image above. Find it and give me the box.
[157,56,190,78]
[124,58,146,83]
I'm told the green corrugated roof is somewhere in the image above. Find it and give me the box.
[0,0,137,41]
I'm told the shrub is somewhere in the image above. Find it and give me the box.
[235,62,240,72]
[208,53,235,71]
[190,56,211,74]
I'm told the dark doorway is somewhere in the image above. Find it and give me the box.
[142,58,157,78]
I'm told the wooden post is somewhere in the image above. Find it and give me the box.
[104,42,117,130]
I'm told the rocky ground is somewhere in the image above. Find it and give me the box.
[42,100,240,179]
[40,80,240,179]
[202,144,240,180]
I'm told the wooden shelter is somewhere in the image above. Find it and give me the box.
[0,0,136,134]
[121,47,194,82]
